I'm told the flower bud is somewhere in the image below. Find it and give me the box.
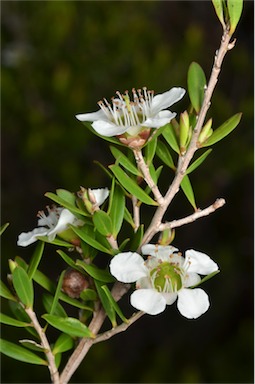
[198,118,213,145]
[179,111,190,153]
[62,268,89,299]
[158,228,175,246]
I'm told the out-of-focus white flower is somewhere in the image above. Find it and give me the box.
[17,207,83,247]
[110,244,219,318]
[76,87,185,147]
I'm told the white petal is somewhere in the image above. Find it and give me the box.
[177,288,209,319]
[185,249,219,275]
[184,272,201,288]
[89,188,109,206]
[47,209,76,240]
[142,244,179,259]
[162,292,178,305]
[110,252,147,283]
[130,289,166,315]
[151,87,186,115]
[75,110,106,122]
[143,112,176,128]
[17,227,49,247]
[92,120,127,137]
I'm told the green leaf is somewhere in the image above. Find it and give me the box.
[187,62,207,113]
[227,0,243,34]
[42,314,94,338]
[110,146,142,176]
[144,137,158,165]
[80,288,98,301]
[101,285,128,323]
[49,270,66,316]
[76,260,114,283]
[0,339,47,365]
[37,236,73,248]
[56,250,77,270]
[42,294,67,318]
[108,184,125,238]
[180,175,197,209]
[56,189,76,205]
[156,140,175,170]
[110,164,158,206]
[203,113,242,147]
[45,192,89,217]
[162,123,180,154]
[130,225,144,252]
[0,222,10,236]
[124,207,135,228]
[0,280,17,301]
[0,313,31,327]
[186,149,212,174]
[12,266,34,308]
[27,241,45,280]
[94,280,116,327]
[52,333,74,354]
[92,210,113,237]
[71,225,112,255]
[212,0,225,27]
[19,339,47,352]
[190,270,220,288]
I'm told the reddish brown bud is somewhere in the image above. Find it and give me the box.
[62,268,89,299]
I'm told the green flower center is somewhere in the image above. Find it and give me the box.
[150,262,183,293]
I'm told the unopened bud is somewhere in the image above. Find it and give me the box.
[198,118,213,145]
[62,268,89,299]
[179,111,190,154]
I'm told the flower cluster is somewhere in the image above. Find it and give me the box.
[110,244,219,318]
[76,87,185,148]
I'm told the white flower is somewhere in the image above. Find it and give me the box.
[17,206,83,247]
[88,187,109,206]
[110,244,219,318]
[76,87,185,139]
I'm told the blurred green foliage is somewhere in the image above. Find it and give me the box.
[1,1,253,383]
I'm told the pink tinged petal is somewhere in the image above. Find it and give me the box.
[47,209,76,241]
[185,249,219,275]
[130,289,166,315]
[184,272,201,288]
[17,227,49,247]
[143,111,176,128]
[75,110,106,122]
[177,288,209,319]
[151,87,186,115]
[92,120,128,137]
[89,188,109,206]
[109,252,147,283]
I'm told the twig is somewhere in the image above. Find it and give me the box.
[94,311,144,344]
[133,149,165,205]
[132,195,140,231]
[158,198,225,232]
[25,307,60,384]
[141,27,234,247]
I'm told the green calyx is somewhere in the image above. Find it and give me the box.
[151,262,182,292]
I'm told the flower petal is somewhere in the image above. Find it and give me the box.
[17,227,49,247]
[143,111,176,128]
[89,188,109,206]
[75,110,106,122]
[130,289,166,315]
[92,120,128,137]
[177,288,209,319]
[47,209,76,241]
[162,292,178,305]
[110,252,147,283]
[185,249,219,275]
[184,272,201,288]
[141,244,179,260]
[151,87,186,115]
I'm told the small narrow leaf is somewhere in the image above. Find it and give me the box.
[49,270,66,316]
[19,339,46,352]
[110,146,142,176]
[101,285,128,323]
[12,266,34,308]
[27,241,45,280]
[92,210,113,237]
[144,137,158,165]
[187,62,207,113]
[156,140,175,170]
[0,222,10,236]
[52,333,74,354]
[203,113,242,147]
[56,250,77,270]
[227,0,243,34]
[212,0,225,27]
[186,149,212,174]
[110,164,158,206]
[0,280,17,301]
[42,314,94,338]
[42,294,67,318]
[71,225,112,254]
[180,175,197,209]
[0,339,47,365]
[124,207,135,228]
[130,225,144,252]
[108,184,125,238]
[80,289,98,301]
[76,260,114,283]
[94,280,116,327]
[0,313,31,327]
[45,192,89,217]
[56,189,76,205]
[190,270,220,288]
[162,123,180,154]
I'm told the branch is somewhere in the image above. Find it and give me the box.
[94,311,144,344]
[141,27,233,247]
[132,195,140,231]
[25,307,60,384]
[158,198,225,232]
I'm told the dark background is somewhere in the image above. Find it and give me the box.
[1,1,253,383]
